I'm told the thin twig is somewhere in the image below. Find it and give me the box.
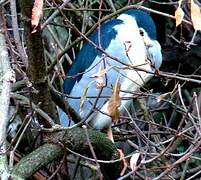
[83,125,103,180]
[10,0,27,67]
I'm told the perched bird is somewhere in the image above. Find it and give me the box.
[61,10,162,140]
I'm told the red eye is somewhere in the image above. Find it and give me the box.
[139,29,144,36]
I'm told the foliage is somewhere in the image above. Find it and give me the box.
[0,0,201,179]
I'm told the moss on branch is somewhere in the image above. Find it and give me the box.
[12,128,121,179]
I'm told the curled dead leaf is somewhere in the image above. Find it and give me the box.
[175,7,184,27]
[91,66,109,89]
[107,79,121,122]
[156,92,170,103]
[130,152,140,171]
[31,0,43,33]
[191,0,201,30]
[80,81,93,112]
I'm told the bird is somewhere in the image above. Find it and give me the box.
[60,10,162,141]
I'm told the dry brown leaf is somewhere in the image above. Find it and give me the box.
[31,0,43,33]
[175,7,185,26]
[80,81,93,111]
[91,67,107,89]
[191,0,201,30]
[107,79,121,122]
[130,153,140,171]
[94,75,105,89]
[156,92,170,103]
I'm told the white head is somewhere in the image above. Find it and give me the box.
[139,28,162,70]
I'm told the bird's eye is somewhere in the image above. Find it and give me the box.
[139,29,144,36]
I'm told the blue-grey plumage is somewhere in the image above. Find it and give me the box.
[60,10,162,130]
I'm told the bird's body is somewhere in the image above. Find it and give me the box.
[61,10,162,130]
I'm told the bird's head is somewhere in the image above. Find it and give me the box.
[123,10,157,40]
[117,10,162,70]
[139,27,162,70]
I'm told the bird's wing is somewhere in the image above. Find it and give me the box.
[63,19,123,94]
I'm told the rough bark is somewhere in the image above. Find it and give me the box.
[20,0,58,127]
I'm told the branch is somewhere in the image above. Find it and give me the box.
[10,0,28,67]
[20,0,58,127]
[0,10,15,179]
[12,128,120,179]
